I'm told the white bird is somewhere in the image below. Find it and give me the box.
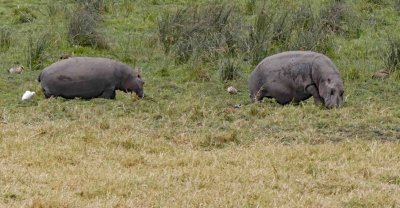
[22,91,35,101]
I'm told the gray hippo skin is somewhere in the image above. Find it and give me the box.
[249,51,344,109]
[38,57,144,99]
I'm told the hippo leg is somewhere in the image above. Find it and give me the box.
[42,88,52,99]
[256,85,277,102]
[305,84,323,105]
[255,86,267,101]
[256,84,292,105]
[100,89,116,99]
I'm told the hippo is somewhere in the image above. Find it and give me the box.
[38,57,144,99]
[249,51,344,109]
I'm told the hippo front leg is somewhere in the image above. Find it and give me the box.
[100,89,116,99]
[306,84,323,105]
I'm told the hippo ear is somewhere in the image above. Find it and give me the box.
[318,81,329,100]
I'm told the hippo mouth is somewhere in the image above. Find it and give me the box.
[134,91,144,98]
[323,97,343,109]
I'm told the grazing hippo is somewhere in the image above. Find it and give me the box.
[249,51,344,109]
[38,57,144,99]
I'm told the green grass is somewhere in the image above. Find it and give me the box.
[1,0,400,207]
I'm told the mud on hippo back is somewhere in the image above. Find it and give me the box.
[38,57,144,99]
[249,51,344,109]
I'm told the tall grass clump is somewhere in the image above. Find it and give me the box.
[116,32,136,63]
[0,27,12,52]
[245,0,256,15]
[12,7,37,23]
[75,0,110,14]
[26,33,51,71]
[67,8,108,49]
[395,0,400,12]
[157,8,186,53]
[271,11,291,44]
[385,37,400,72]
[157,4,244,64]
[245,1,340,61]
[319,0,347,33]
[366,0,387,6]
[46,2,59,17]
[286,3,332,54]
[247,8,273,65]
[319,0,361,38]
[46,1,69,17]
[219,58,242,81]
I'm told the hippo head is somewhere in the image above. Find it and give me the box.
[318,76,344,109]
[124,68,145,98]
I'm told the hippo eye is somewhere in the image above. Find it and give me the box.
[327,78,331,83]
[137,74,141,78]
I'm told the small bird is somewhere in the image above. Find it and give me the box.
[22,91,35,101]
[234,104,242,109]
[227,86,238,95]
[60,53,72,60]
[372,69,391,79]
[60,53,74,60]
[8,64,24,74]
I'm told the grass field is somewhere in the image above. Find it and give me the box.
[1,0,400,207]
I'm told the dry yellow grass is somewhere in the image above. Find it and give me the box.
[2,127,400,207]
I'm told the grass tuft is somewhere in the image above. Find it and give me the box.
[271,11,291,44]
[345,67,361,80]
[45,1,69,18]
[0,27,12,52]
[199,130,239,149]
[12,7,36,23]
[288,2,332,53]
[247,7,273,65]
[26,33,51,71]
[219,58,242,81]
[319,0,361,38]
[395,0,400,12]
[157,4,243,64]
[76,0,110,14]
[245,0,256,15]
[380,175,400,185]
[385,36,400,72]
[67,8,109,49]
[366,0,387,6]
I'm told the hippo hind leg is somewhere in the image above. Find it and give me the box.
[42,88,53,99]
[255,85,273,102]
[100,89,116,99]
